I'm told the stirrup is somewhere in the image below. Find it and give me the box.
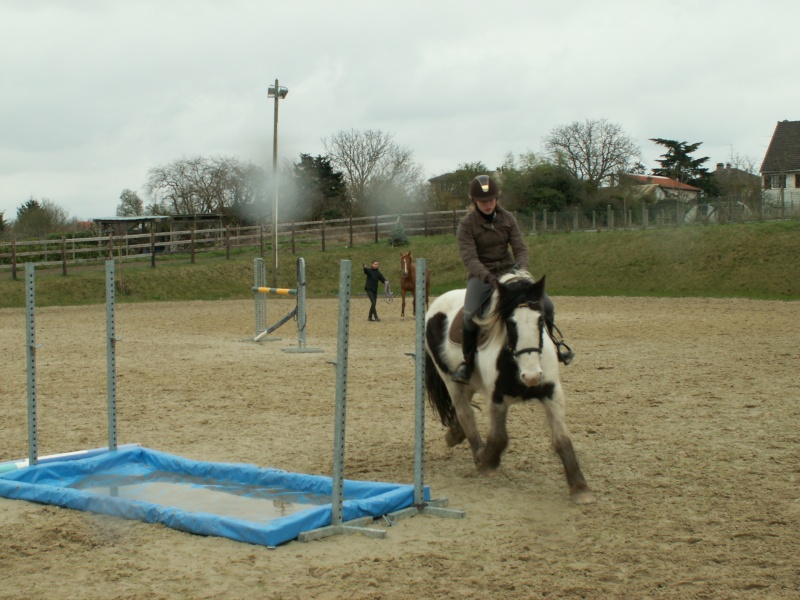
[556,341,574,365]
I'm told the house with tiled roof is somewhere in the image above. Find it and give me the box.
[760,120,800,210]
[622,174,702,203]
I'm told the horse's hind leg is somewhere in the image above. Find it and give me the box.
[542,389,595,504]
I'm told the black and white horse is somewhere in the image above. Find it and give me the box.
[424,271,595,504]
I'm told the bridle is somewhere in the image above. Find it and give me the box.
[506,301,545,358]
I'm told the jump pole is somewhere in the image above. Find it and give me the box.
[387,257,465,521]
[298,259,386,542]
[253,257,322,353]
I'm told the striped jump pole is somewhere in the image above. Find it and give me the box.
[253,257,322,353]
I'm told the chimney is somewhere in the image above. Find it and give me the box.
[726,163,731,169]
[716,162,724,170]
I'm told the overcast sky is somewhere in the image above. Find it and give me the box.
[1,0,797,220]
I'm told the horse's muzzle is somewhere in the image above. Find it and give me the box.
[520,369,542,387]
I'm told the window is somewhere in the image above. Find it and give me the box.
[770,174,786,189]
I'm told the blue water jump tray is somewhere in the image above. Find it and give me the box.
[0,446,423,547]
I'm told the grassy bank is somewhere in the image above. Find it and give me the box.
[1,220,797,308]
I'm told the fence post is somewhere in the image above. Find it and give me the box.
[190,228,196,264]
[374,215,379,243]
[543,209,547,232]
[150,231,156,267]
[225,226,231,259]
[424,211,429,236]
[259,225,265,258]
[607,205,614,229]
[592,211,596,230]
[321,220,326,252]
[291,223,296,255]
[453,210,457,236]
[11,239,17,280]
[349,217,353,247]
[61,237,67,276]
[107,234,114,259]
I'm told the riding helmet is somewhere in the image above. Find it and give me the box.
[469,174,499,200]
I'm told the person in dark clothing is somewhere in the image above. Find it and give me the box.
[363,260,388,322]
[450,175,574,384]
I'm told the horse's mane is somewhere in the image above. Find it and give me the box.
[473,270,536,336]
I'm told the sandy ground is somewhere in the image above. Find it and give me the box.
[1,292,799,599]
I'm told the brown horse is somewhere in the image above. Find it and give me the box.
[400,251,431,318]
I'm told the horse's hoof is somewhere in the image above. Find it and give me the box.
[570,490,596,505]
[445,428,466,447]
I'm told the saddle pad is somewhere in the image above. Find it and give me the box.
[448,308,490,349]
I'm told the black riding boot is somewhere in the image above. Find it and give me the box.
[451,325,479,384]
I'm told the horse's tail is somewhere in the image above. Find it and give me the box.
[425,352,456,427]
[424,313,457,427]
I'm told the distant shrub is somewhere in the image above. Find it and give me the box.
[387,220,409,247]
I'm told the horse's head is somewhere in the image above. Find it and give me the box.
[485,272,548,387]
[400,252,413,278]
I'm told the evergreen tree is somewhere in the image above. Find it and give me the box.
[291,154,349,220]
[387,219,409,247]
[650,138,716,195]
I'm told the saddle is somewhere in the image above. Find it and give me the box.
[448,308,491,350]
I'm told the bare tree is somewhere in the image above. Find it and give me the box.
[145,156,265,218]
[322,129,424,214]
[544,119,640,187]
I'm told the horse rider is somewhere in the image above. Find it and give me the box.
[450,174,575,384]
[363,260,388,322]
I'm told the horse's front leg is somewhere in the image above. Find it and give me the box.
[478,395,511,472]
[448,385,483,467]
[400,291,406,318]
[542,387,595,504]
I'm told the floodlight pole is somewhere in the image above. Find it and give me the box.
[269,78,288,287]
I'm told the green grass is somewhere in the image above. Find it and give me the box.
[1,220,798,308]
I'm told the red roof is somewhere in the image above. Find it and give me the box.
[626,174,701,192]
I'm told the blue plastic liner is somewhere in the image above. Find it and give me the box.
[0,447,426,547]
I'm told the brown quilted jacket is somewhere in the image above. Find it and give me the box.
[456,206,529,284]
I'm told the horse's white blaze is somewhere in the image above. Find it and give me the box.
[510,311,544,388]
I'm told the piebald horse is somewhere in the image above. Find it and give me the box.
[400,251,430,318]
[424,271,594,504]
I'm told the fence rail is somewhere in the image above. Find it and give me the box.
[2,203,797,278]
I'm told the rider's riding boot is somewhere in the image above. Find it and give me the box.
[451,326,479,384]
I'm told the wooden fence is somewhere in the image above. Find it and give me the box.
[0,211,467,278]
[2,202,795,278]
